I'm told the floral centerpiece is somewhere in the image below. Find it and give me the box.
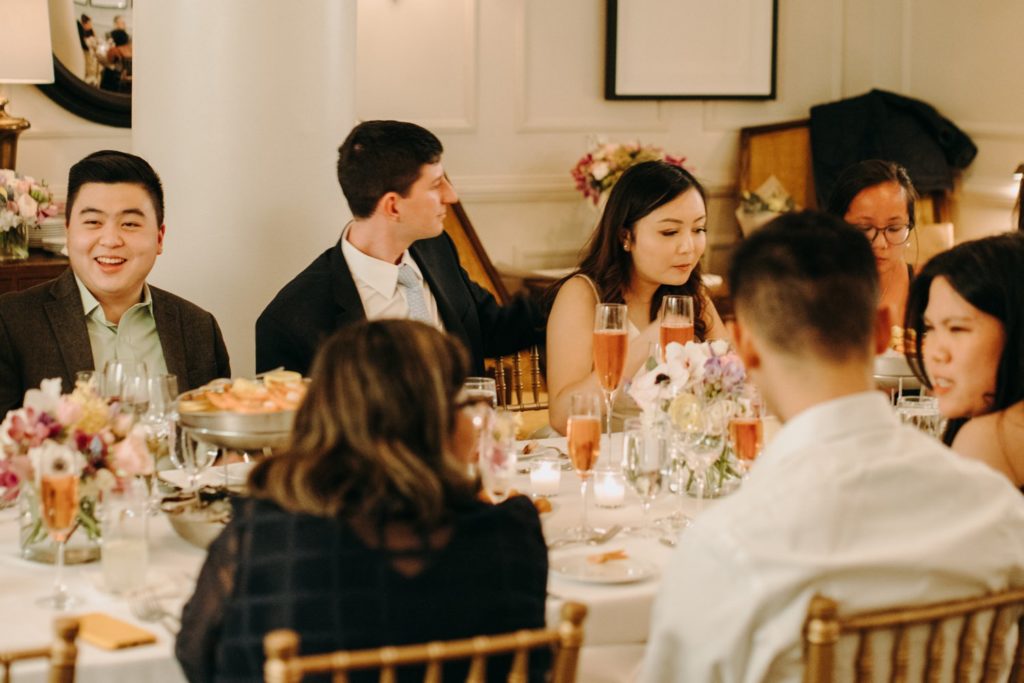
[629,340,747,494]
[571,139,687,205]
[0,378,151,563]
[0,169,58,261]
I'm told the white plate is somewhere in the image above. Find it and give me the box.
[158,461,254,489]
[550,553,658,585]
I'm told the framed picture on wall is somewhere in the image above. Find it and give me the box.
[605,0,778,100]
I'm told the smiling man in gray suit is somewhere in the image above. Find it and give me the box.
[0,150,230,413]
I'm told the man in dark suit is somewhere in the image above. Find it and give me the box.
[0,151,230,414]
[256,120,542,376]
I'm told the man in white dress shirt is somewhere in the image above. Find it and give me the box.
[256,120,542,376]
[641,211,1024,682]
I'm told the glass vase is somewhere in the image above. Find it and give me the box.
[0,222,29,262]
[18,485,101,564]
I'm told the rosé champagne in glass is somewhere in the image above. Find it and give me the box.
[566,392,602,541]
[659,295,695,359]
[729,417,764,463]
[37,445,81,610]
[593,303,628,456]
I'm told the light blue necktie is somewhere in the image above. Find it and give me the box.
[397,263,433,324]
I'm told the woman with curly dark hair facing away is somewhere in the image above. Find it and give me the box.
[176,320,548,682]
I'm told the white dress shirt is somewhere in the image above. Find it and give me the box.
[641,391,1024,683]
[340,225,444,329]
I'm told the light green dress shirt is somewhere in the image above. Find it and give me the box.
[75,275,168,376]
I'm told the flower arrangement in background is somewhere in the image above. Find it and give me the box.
[0,169,58,260]
[0,379,150,546]
[571,139,687,205]
[736,174,796,236]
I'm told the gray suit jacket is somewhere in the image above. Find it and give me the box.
[0,268,230,414]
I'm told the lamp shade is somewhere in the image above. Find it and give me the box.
[0,0,54,84]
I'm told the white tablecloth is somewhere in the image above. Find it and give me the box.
[0,434,729,682]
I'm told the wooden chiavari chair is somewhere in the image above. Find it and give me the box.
[489,346,547,413]
[263,602,587,683]
[803,589,1024,682]
[0,618,79,683]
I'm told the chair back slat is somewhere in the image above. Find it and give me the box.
[854,631,874,683]
[506,645,529,683]
[955,612,978,679]
[331,671,348,683]
[264,602,587,683]
[465,652,485,683]
[891,625,909,682]
[923,620,943,683]
[489,346,548,414]
[803,590,1024,682]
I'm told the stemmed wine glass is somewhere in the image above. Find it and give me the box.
[658,295,694,360]
[566,392,602,541]
[140,374,179,508]
[171,428,218,494]
[102,359,149,415]
[36,445,81,610]
[478,411,517,504]
[593,303,628,456]
[678,400,730,517]
[622,418,666,537]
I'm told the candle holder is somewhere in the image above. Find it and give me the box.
[593,468,625,508]
[529,456,562,497]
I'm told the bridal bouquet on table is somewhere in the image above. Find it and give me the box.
[0,378,151,563]
[571,139,688,206]
[629,340,747,495]
[0,169,58,261]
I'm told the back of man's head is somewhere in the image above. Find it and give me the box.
[66,150,165,225]
[729,211,879,363]
[336,120,443,219]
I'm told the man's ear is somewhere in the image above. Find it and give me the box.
[728,316,760,371]
[873,305,893,356]
[377,192,401,221]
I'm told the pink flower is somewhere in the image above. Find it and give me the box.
[111,426,152,476]
[55,396,83,427]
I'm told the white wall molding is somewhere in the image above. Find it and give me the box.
[453,172,736,204]
[511,0,667,133]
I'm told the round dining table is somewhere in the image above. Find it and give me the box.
[0,434,726,683]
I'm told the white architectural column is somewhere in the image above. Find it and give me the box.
[133,1,356,375]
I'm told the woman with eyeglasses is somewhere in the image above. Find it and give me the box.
[826,160,918,328]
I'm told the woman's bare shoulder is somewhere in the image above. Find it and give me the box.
[952,403,1024,485]
[550,275,599,315]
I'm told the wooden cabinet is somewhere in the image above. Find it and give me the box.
[0,251,68,295]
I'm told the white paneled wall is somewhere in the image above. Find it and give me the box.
[6,0,1023,372]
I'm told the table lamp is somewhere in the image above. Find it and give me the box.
[0,0,54,170]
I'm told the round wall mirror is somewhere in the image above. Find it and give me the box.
[37,0,132,128]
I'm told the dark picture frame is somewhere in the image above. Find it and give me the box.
[605,0,778,101]
[36,56,132,129]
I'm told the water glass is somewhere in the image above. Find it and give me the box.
[102,359,149,414]
[623,419,666,536]
[478,412,517,504]
[100,483,149,595]
[896,395,942,438]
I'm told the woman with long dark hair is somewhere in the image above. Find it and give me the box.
[546,160,726,433]
[176,320,548,682]
[904,232,1024,487]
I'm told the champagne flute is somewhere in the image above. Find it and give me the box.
[729,385,765,475]
[658,295,695,360]
[140,374,178,508]
[36,445,81,609]
[593,303,628,456]
[566,392,602,541]
[622,418,666,537]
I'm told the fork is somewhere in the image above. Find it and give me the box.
[548,524,622,550]
[129,591,182,635]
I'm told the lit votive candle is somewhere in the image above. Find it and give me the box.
[530,457,561,496]
[593,469,625,508]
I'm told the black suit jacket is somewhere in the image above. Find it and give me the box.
[255,233,543,375]
[0,268,230,414]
